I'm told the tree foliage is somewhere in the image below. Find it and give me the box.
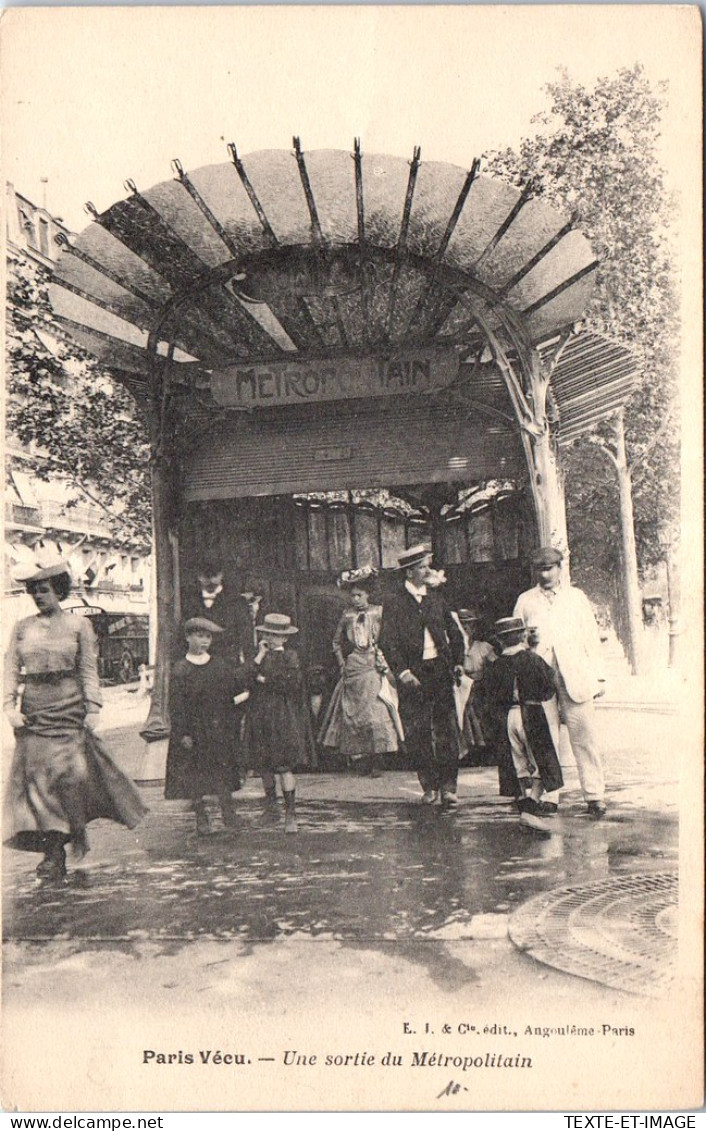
[6,252,152,545]
[484,64,680,601]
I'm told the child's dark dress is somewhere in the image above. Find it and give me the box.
[484,648,564,797]
[244,649,310,773]
[165,657,242,800]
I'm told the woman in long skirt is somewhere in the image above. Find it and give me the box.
[319,568,403,777]
[3,557,147,881]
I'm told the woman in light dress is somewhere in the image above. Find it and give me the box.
[4,555,147,881]
[319,568,403,778]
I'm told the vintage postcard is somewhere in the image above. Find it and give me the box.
[1,5,703,1115]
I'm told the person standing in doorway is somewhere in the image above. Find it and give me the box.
[378,544,465,808]
[184,561,252,664]
[182,560,254,787]
[318,567,402,777]
[513,545,607,819]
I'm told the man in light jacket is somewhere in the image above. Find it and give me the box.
[513,545,607,819]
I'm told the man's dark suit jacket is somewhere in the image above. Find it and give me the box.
[378,587,465,680]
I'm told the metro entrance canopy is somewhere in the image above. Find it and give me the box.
[48,143,639,726]
[49,144,638,503]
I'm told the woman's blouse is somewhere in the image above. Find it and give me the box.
[4,611,102,711]
[332,605,383,667]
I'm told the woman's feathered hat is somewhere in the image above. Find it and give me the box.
[13,544,72,585]
[337,566,378,589]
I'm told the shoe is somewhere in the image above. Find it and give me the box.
[283,789,297,834]
[261,786,281,821]
[71,829,89,860]
[260,800,281,823]
[368,758,382,779]
[194,803,211,837]
[587,800,607,820]
[421,790,439,805]
[36,849,67,881]
[536,801,558,816]
[518,798,551,834]
[441,792,458,808]
[220,800,237,830]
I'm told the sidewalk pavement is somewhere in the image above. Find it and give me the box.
[4,684,679,957]
[2,684,688,1111]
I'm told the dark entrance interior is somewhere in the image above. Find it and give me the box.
[178,485,535,750]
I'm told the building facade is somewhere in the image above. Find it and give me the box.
[4,183,152,681]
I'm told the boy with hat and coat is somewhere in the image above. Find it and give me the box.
[378,545,465,807]
[165,617,243,836]
[483,617,563,833]
[513,546,607,819]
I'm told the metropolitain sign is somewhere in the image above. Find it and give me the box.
[209,348,460,407]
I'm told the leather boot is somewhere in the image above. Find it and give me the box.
[36,834,67,881]
[193,799,211,837]
[283,789,298,834]
[261,784,281,822]
[219,793,237,830]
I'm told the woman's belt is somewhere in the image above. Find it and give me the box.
[24,669,76,684]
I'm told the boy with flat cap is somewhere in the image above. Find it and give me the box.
[165,617,243,836]
[513,546,607,819]
[378,544,465,807]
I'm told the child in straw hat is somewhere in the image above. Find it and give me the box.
[242,613,310,834]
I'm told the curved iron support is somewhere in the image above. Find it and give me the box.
[386,145,422,338]
[453,284,568,552]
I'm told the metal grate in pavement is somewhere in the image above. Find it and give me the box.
[508,871,678,997]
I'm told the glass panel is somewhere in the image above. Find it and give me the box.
[467,509,494,562]
[380,514,407,568]
[294,505,309,570]
[329,508,352,571]
[445,517,467,564]
[308,508,329,571]
[493,499,520,561]
[354,510,380,569]
[407,519,430,547]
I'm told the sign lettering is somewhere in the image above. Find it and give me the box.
[210,348,460,408]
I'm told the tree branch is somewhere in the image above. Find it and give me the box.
[627,403,674,477]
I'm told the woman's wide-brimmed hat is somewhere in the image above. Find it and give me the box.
[255,613,299,636]
[183,617,224,634]
[337,566,378,589]
[396,543,433,571]
[13,550,73,585]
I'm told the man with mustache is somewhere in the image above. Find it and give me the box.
[379,545,465,807]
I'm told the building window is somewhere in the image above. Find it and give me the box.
[18,207,37,248]
[38,218,50,258]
